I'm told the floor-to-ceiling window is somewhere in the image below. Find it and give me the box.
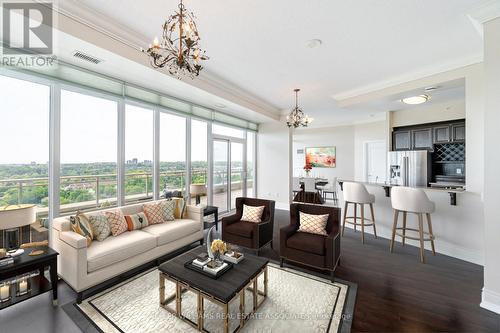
[0,70,258,223]
[191,119,208,205]
[160,112,187,197]
[247,131,256,197]
[124,104,154,204]
[60,89,118,214]
[0,75,50,229]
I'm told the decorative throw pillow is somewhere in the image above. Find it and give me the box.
[241,204,265,223]
[125,212,149,231]
[172,197,186,219]
[88,213,111,242]
[298,211,329,236]
[105,210,128,237]
[69,212,93,247]
[143,200,176,225]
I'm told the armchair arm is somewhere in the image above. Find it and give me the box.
[326,232,341,270]
[221,213,240,226]
[256,219,273,247]
[280,224,297,254]
[60,231,87,249]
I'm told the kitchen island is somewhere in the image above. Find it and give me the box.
[335,179,482,265]
[337,180,465,206]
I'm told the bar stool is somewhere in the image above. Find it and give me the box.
[342,182,377,243]
[390,186,436,263]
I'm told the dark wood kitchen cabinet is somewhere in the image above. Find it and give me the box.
[393,130,411,150]
[433,125,451,143]
[411,128,433,150]
[452,123,465,142]
[392,119,465,151]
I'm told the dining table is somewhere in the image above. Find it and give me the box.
[293,178,328,204]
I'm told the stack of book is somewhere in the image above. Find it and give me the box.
[221,251,244,264]
[203,261,228,275]
[192,252,210,268]
[0,257,14,267]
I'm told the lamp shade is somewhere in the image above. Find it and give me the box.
[0,204,37,230]
[190,184,207,196]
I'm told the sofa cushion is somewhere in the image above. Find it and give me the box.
[286,232,325,256]
[105,210,128,237]
[87,230,156,273]
[142,219,200,246]
[224,221,254,239]
[69,212,93,247]
[143,200,175,225]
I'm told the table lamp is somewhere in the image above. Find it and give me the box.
[0,204,36,250]
[190,184,207,205]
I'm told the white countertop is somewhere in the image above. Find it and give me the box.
[337,179,466,193]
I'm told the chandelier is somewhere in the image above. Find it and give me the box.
[143,0,208,79]
[286,89,312,128]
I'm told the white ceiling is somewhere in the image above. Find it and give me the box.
[66,0,484,125]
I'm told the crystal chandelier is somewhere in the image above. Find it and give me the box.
[143,0,209,79]
[286,89,312,128]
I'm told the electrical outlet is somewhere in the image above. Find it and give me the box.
[456,168,462,174]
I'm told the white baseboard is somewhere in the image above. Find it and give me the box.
[342,224,484,265]
[481,288,500,314]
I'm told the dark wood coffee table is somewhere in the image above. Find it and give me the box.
[159,247,269,333]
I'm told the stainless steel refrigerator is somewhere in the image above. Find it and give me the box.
[388,151,431,187]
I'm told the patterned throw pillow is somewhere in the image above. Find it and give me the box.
[298,211,329,236]
[241,204,265,223]
[105,210,128,237]
[69,212,93,247]
[143,200,176,225]
[88,213,111,242]
[172,197,186,219]
[124,212,149,231]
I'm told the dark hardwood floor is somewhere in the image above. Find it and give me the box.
[1,209,499,332]
[266,209,500,332]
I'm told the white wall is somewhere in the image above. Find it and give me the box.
[293,126,355,180]
[391,99,465,127]
[354,121,388,181]
[482,16,500,314]
[257,121,291,209]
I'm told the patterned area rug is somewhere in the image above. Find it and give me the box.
[74,263,355,333]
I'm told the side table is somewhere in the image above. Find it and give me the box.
[0,247,59,309]
[203,206,219,231]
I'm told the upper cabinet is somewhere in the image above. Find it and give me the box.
[452,123,465,142]
[412,128,433,150]
[393,130,411,150]
[392,120,465,151]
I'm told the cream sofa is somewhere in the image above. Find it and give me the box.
[51,200,203,300]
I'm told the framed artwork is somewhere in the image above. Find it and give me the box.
[305,147,336,168]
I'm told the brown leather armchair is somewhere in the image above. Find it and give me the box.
[222,197,275,255]
[280,203,341,282]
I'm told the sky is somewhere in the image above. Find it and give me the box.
[0,75,210,164]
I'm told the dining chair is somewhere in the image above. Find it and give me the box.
[303,178,317,193]
[292,177,301,196]
[322,177,338,202]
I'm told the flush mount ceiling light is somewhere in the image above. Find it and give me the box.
[286,89,312,128]
[401,94,430,105]
[142,0,209,79]
[306,39,322,48]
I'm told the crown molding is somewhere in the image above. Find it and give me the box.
[467,0,500,38]
[332,54,483,102]
[53,0,281,121]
